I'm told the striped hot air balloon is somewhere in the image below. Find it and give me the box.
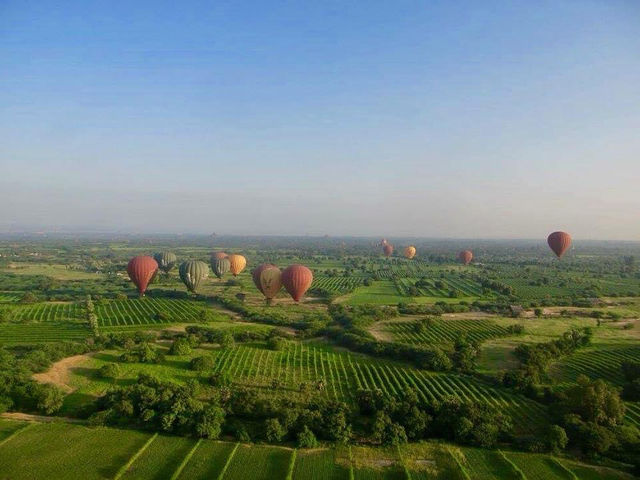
[153,252,177,274]
[127,256,159,296]
[547,231,572,258]
[211,256,231,279]
[282,265,313,302]
[179,260,209,293]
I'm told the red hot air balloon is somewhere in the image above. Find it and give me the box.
[281,265,313,302]
[383,244,394,257]
[459,250,473,265]
[547,231,572,258]
[127,256,159,296]
[212,251,228,259]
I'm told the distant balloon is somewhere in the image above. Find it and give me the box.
[282,264,313,302]
[212,251,228,260]
[380,238,388,246]
[127,256,159,296]
[179,260,209,293]
[383,244,394,257]
[211,256,231,279]
[547,231,572,258]
[259,265,282,301]
[404,246,416,259]
[459,250,473,265]
[153,252,177,274]
[228,254,247,276]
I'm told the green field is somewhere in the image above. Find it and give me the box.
[0,421,631,480]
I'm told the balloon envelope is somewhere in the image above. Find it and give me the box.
[404,246,416,259]
[212,251,228,260]
[547,231,572,258]
[259,266,282,300]
[282,264,313,302]
[252,263,276,294]
[127,256,159,296]
[179,260,209,293]
[383,244,394,257]
[153,252,177,273]
[459,250,473,265]
[211,257,231,279]
[228,254,247,276]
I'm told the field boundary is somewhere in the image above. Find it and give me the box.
[0,421,35,448]
[216,442,239,480]
[113,432,158,480]
[170,438,202,480]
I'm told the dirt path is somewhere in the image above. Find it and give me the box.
[368,321,394,342]
[32,353,92,394]
[0,412,86,424]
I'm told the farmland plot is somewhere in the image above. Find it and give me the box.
[385,318,510,346]
[95,298,207,327]
[0,321,90,343]
[11,302,84,322]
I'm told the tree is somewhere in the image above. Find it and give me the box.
[264,418,286,442]
[372,412,407,446]
[546,425,568,454]
[267,337,285,351]
[195,405,225,438]
[99,363,121,380]
[297,426,318,448]
[37,384,64,414]
[561,375,625,427]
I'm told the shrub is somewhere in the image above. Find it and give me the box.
[99,363,121,379]
[169,338,192,356]
[190,355,215,372]
[264,418,286,442]
[297,426,318,448]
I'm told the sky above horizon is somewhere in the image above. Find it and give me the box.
[1,1,639,239]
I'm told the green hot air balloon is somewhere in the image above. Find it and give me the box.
[211,256,231,279]
[154,252,177,274]
[179,260,209,293]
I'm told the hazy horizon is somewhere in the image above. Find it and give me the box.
[1,1,639,240]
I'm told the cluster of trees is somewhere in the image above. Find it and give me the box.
[356,389,513,448]
[91,373,350,447]
[501,328,592,398]
[86,295,98,336]
[0,341,94,416]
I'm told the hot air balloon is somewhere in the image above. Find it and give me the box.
[228,254,247,276]
[547,231,572,258]
[282,265,313,302]
[380,238,388,246]
[127,256,158,296]
[211,256,231,279]
[383,244,394,257]
[153,252,177,274]
[459,250,473,265]
[179,260,209,293]
[212,251,228,260]
[252,263,275,294]
[257,265,282,302]
[404,246,416,259]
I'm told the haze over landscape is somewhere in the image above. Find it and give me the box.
[1,1,639,238]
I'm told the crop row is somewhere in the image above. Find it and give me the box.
[0,322,90,344]
[311,276,364,294]
[386,319,510,345]
[95,298,205,327]
[0,292,20,303]
[207,343,547,432]
[552,344,640,386]
[11,302,84,323]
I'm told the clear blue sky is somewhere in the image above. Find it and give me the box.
[1,1,639,238]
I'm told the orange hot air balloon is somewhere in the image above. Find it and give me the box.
[459,250,473,265]
[259,266,282,300]
[404,246,416,259]
[252,263,276,294]
[383,244,394,257]
[282,264,313,302]
[547,231,572,258]
[127,255,159,296]
[212,251,228,260]
[228,254,247,276]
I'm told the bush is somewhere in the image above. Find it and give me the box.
[169,338,192,356]
[99,363,121,379]
[267,337,285,351]
[190,355,215,372]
